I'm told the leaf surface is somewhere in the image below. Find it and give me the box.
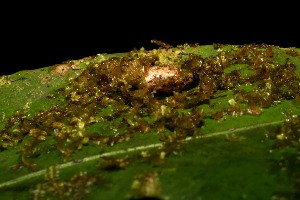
[1,44,300,199]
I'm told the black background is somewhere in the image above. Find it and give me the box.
[1,3,299,76]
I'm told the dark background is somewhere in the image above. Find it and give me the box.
[1,3,299,76]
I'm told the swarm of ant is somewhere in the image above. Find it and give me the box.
[32,165,110,200]
[1,40,300,198]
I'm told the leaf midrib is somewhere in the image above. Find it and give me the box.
[0,120,283,189]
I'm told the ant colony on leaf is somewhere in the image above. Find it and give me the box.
[1,42,300,171]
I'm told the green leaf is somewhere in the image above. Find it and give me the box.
[1,43,300,199]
